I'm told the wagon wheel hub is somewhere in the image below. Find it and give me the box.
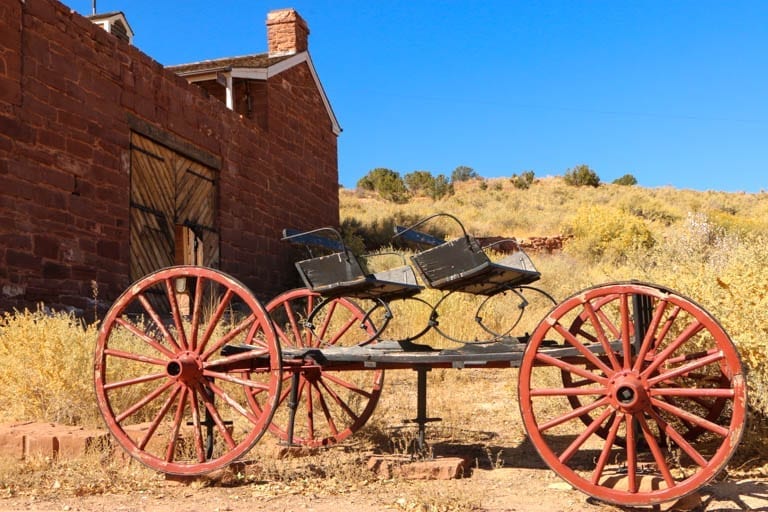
[609,372,649,414]
[166,351,203,384]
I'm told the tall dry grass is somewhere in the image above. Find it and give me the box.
[342,177,768,420]
[0,307,101,426]
[0,176,766,498]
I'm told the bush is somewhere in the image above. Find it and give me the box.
[510,170,535,189]
[0,307,100,426]
[641,214,768,418]
[430,174,453,199]
[404,170,454,199]
[404,170,434,195]
[356,168,409,203]
[451,165,478,183]
[613,174,638,186]
[563,204,655,263]
[563,164,600,187]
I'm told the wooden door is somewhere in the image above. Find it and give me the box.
[129,132,219,281]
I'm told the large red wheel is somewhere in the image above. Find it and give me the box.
[519,282,746,506]
[94,266,281,475]
[248,288,382,448]
[561,293,730,445]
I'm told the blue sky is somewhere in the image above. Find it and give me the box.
[68,1,767,192]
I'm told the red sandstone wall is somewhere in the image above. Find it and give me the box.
[0,0,339,313]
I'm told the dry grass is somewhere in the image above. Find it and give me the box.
[0,177,767,500]
[343,178,768,419]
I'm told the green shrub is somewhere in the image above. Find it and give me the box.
[450,165,478,183]
[404,170,434,195]
[404,170,453,199]
[510,170,535,189]
[357,168,409,203]
[430,174,453,199]
[563,164,600,187]
[612,174,638,186]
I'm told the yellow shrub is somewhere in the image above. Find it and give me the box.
[563,204,655,264]
[0,307,101,426]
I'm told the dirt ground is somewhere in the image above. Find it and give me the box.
[0,371,764,512]
[0,461,765,512]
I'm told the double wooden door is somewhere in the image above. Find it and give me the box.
[129,132,219,281]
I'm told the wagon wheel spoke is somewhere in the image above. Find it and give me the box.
[196,288,234,355]
[165,386,190,462]
[138,383,181,451]
[312,381,341,436]
[591,413,623,484]
[647,407,708,467]
[519,282,746,507]
[104,371,166,392]
[638,414,675,487]
[305,381,316,440]
[114,379,176,424]
[137,293,184,353]
[201,314,257,361]
[249,289,382,447]
[581,302,622,371]
[315,299,338,342]
[559,406,615,463]
[276,300,303,347]
[163,278,189,351]
[562,290,732,446]
[196,382,236,450]
[189,276,205,351]
[188,387,207,463]
[113,317,176,360]
[317,377,361,421]
[321,371,376,399]
[95,266,281,475]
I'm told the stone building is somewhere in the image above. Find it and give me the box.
[0,0,341,314]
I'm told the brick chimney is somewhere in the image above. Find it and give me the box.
[266,9,309,57]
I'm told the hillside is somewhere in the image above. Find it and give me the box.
[340,176,768,421]
[341,176,768,241]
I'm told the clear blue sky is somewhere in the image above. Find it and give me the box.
[68,1,767,193]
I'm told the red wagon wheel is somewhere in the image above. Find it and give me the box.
[247,288,382,448]
[519,282,746,506]
[94,266,282,475]
[561,293,730,445]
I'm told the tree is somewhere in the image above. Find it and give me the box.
[563,164,600,187]
[356,168,408,202]
[403,170,453,199]
[431,174,453,199]
[451,165,478,183]
[613,174,638,186]
[404,170,435,195]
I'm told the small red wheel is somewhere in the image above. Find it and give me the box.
[519,282,746,506]
[94,266,281,475]
[562,293,729,445]
[247,288,383,447]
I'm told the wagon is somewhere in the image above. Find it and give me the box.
[94,213,746,507]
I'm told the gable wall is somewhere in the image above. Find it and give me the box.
[0,0,339,314]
